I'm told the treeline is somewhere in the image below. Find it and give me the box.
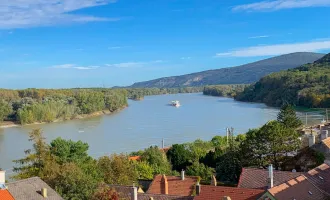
[0,88,128,125]
[236,53,330,108]
[203,85,249,97]
[126,87,204,100]
[12,105,323,199]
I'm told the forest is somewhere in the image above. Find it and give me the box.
[11,104,324,200]
[203,85,249,97]
[236,53,330,108]
[126,87,203,100]
[0,88,128,125]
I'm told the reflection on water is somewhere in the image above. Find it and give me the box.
[0,93,280,172]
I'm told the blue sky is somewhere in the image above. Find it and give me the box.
[1,0,330,89]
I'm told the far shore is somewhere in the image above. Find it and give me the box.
[0,106,127,129]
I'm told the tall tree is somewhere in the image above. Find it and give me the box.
[140,146,172,175]
[92,184,119,200]
[166,144,192,171]
[216,151,242,184]
[277,104,302,129]
[0,100,12,122]
[13,129,57,180]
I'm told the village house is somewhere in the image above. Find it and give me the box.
[0,171,63,200]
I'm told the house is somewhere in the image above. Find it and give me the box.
[237,167,304,190]
[146,171,198,196]
[0,170,63,200]
[193,185,265,200]
[305,163,330,195]
[109,185,194,200]
[259,175,328,200]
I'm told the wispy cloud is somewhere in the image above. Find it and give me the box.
[233,0,330,12]
[0,0,119,29]
[215,39,330,57]
[248,35,270,39]
[106,60,164,68]
[108,46,123,50]
[180,57,192,60]
[51,64,100,70]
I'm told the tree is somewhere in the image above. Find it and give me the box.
[260,121,301,169]
[166,144,192,171]
[140,146,172,175]
[187,139,213,163]
[0,100,12,121]
[186,162,215,182]
[216,151,242,184]
[13,129,57,180]
[277,104,302,129]
[50,163,98,200]
[134,161,154,180]
[97,154,138,185]
[91,184,119,200]
[50,138,90,164]
[200,148,225,168]
[211,136,227,149]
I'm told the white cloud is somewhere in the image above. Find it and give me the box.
[108,46,122,50]
[215,39,330,57]
[248,35,270,39]
[51,64,100,70]
[233,0,330,12]
[180,57,191,60]
[0,0,119,29]
[106,60,165,68]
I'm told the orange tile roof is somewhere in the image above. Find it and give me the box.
[0,189,15,200]
[268,175,328,200]
[194,186,265,200]
[129,156,141,161]
[322,137,330,148]
[147,175,198,196]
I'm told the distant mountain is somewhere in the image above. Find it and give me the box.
[235,52,330,107]
[130,52,324,88]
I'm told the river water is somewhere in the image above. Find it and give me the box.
[0,93,280,175]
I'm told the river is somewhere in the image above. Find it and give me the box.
[0,93,280,175]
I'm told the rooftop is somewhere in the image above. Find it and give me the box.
[194,185,265,200]
[110,185,194,200]
[7,177,64,200]
[0,189,15,200]
[237,168,304,190]
[147,175,198,196]
[306,163,330,195]
[267,175,328,200]
[322,137,330,149]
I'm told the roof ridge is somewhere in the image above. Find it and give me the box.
[7,177,40,185]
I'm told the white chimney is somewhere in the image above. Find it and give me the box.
[0,171,5,185]
[309,134,315,147]
[268,164,274,189]
[321,130,329,141]
[196,182,201,196]
[131,187,137,200]
[181,170,185,180]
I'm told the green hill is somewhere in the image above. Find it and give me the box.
[235,53,330,108]
[130,52,324,88]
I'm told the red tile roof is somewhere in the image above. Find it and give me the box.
[237,168,304,190]
[0,190,15,200]
[129,156,141,161]
[147,175,198,196]
[194,186,265,200]
[267,175,328,200]
[305,163,330,195]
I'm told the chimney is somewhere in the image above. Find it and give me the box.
[223,197,232,200]
[161,175,168,195]
[130,187,137,200]
[321,130,329,141]
[41,188,47,198]
[309,134,316,147]
[196,182,201,196]
[211,175,217,186]
[268,164,274,189]
[0,171,5,185]
[181,170,185,181]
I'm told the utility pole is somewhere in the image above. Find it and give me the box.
[162,138,165,149]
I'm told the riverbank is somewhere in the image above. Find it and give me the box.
[0,106,127,129]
